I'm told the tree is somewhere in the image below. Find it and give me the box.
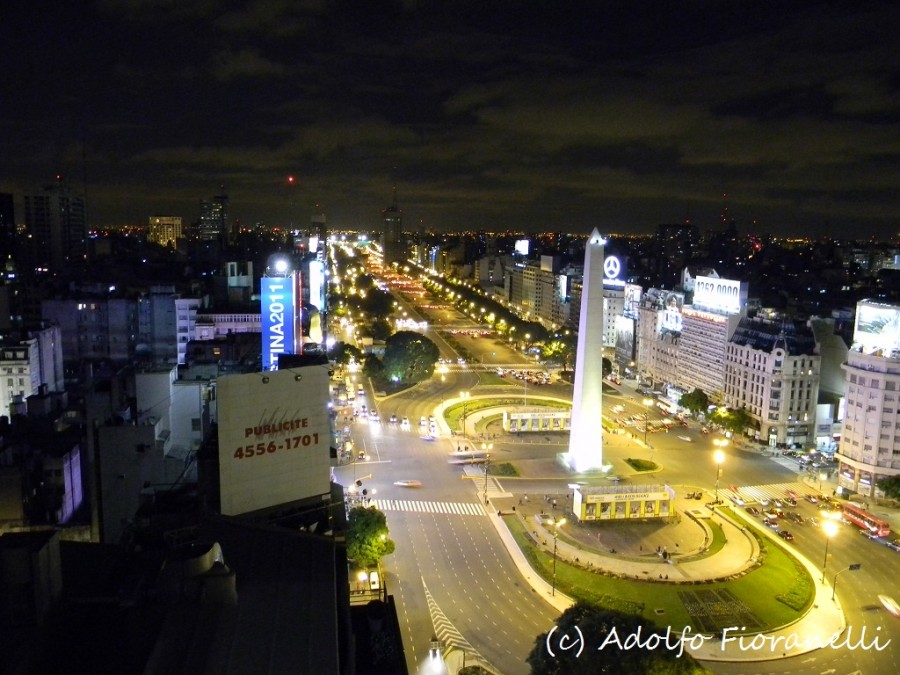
[347,506,396,567]
[528,602,708,674]
[328,341,363,365]
[678,388,709,417]
[382,331,440,384]
[878,475,900,500]
[709,406,753,436]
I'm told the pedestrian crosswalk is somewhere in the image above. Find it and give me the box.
[721,481,820,505]
[371,499,486,516]
[462,465,514,499]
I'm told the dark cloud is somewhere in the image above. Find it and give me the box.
[2,1,899,236]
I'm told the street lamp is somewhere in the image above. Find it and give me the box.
[642,397,654,445]
[821,519,839,583]
[481,442,493,505]
[551,518,567,596]
[713,446,726,504]
[460,391,470,443]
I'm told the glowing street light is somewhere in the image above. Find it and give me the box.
[821,519,839,583]
[713,446,726,504]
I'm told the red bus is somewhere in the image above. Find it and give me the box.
[842,502,891,537]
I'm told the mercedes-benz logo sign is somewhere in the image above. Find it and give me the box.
[604,256,621,279]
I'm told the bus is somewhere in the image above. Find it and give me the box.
[841,502,891,537]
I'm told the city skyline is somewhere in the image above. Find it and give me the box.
[3,2,900,237]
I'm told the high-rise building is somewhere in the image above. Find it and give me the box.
[199,187,228,242]
[0,193,15,265]
[381,188,406,265]
[724,318,820,447]
[24,179,87,273]
[654,222,698,288]
[836,299,900,497]
[147,216,183,247]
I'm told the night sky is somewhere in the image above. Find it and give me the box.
[3,1,900,237]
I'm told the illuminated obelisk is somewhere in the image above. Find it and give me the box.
[566,228,606,471]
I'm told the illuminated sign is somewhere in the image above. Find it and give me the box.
[603,255,626,287]
[660,292,684,335]
[692,276,745,314]
[308,260,325,312]
[261,275,296,370]
[623,283,642,320]
[854,300,900,352]
[217,367,331,515]
[514,239,530,256]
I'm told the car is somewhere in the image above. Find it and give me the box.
[389,414,399,424]
[678,435,692,442]
[777,530,794,541]
[885,540,900,552]
[357,451,368,460]
[861,529,882,540]
[783,497,797,507]
[745,506,761,515]
[763,519,780,529]
[805,495,818,503]
[731,495,745,506]
[394,479,422,488]
[772,498,783,508]
[788,512,806,525]
[401,416,410,427]
[369,572,380,590]
[420,416,427,427]
[758,498,770,507]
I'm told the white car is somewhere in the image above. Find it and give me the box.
[420,416,427,427]
[677,435,692,442]
[879,594,900,617]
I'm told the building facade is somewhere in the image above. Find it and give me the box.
[147,216,183,247]
[24,181,87,273]
[836,300,900,497]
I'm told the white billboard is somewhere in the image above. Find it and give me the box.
[623,283,642,320]
[854,301,900,352]
[217,365,331,515]
[692,276,745,314]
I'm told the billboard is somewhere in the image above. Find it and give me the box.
[602,254,626,288]
[514,239,530,256]
[692,275,745,314]
[217,366,331,515]
[623,283,642,320]
[261,275,296,370]
[308,260,325,312]
[854,301,900,352]
[659,292,684,336]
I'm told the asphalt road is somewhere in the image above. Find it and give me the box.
[331,271,900,675]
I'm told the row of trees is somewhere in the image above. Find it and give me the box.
[678,388,754,435]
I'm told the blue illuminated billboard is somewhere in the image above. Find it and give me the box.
[261,275,296,370]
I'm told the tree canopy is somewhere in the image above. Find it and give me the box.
[678,388,709,417]
[708,406,753,435]
[382,331,440,384]
[877,474,900,500]
[347,506,396,568]
[528,603,708,674]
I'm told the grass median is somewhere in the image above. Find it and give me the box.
[503,513,813,633]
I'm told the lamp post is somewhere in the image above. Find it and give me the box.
[821,519,839,583]
[713,446,726,504]
[460,391,470,443]
[642,397,654,445]
[551,518,566,596]
[481,442,493,505]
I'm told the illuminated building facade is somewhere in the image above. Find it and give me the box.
[836,300,900,497]
[147,216,183,247]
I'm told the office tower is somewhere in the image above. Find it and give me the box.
[24,179,87,273]
[566,229,606,472]
[655,222,698,288]
[199,187,228,242]
[0,193,15,264]
[381,188,406,265]
[147,216,183,247]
